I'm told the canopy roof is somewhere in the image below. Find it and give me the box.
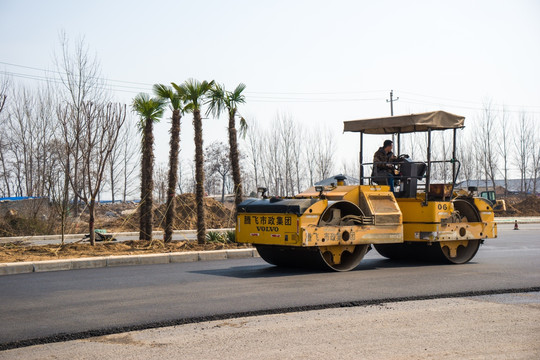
[343,110,465,134]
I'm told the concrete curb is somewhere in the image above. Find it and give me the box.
[0,248,259,276]
[494,217,540,224]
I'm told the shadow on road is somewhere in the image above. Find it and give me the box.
[190,258,479,279]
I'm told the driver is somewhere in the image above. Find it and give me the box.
[372,139,397,191]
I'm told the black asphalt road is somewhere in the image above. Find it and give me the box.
[1,223,539,347]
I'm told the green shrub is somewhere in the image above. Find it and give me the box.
[224,230,236,243]
[206,231,226,243]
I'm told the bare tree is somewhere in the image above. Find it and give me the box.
[120,117,140,202]
[56,32,108,215]
[49,106,71,245]
[315,128,335,181]
[277,113,295,196]
[60,102,127,245]
[514,112,532,193]
[290,121,304,193]
[205,141,231,202]
[245,119,262,191]
[0,76,11,197]
[477,102,498,191]
[529,117,540,195]
[154,163,168,205]
[106,113,139,203]
[304,128,318,187]
[457,133,475,187]
[496,107,511,196]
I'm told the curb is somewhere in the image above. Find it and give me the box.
[0,248,259,276]
[494,218,540,224]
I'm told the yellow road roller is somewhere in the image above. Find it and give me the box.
[236,111,498,271]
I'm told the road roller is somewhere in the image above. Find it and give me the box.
[235,111,499,271]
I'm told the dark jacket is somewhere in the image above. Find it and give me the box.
[373,147,396,172]
[371,147,396,184]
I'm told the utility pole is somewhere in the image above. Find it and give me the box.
[386,90,399,116]
[386,90,399,143]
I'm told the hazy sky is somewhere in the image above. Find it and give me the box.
[1,0,539,177]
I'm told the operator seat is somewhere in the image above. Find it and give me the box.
[371,166,389,186]
[396,158,426,198]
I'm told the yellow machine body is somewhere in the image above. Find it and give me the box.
[236,185,496,249]
[238,111,496,271]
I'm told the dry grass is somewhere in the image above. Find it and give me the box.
[0,240,250,263]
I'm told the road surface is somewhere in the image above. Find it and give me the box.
[0,223,539,349]
[2,292,539,359]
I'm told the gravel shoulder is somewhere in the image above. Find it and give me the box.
[2,292,539,360]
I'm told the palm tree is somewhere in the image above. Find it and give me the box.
[153,84,186,243]
[172,79,214,244]
[132,93,166,241]
[207,83,247,211]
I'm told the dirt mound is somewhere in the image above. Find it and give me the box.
[498,202,520,216]
[0,214,55,237]
[154,193,235,230]
[498,195,540,217]
[512,196,540,216]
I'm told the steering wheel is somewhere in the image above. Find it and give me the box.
[397,154,410,161]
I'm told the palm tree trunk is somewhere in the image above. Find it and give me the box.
[164,109,181,243]
[228,110,243,213]
[140,118,154,241]
[194,109,206,244]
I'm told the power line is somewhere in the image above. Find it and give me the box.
[399,90,540,109]
[0,60,154,87]
[246,97,383,103]
[1,60,540,111]
[400,98,540,114]
[246,90,388,95]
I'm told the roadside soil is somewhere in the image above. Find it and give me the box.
[0,240,250,263]
[498,195,540,216]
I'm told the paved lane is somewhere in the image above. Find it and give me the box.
[0,223,539,346]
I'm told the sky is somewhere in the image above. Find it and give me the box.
[1,0,539,178]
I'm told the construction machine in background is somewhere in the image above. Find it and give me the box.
[235,111,499,271]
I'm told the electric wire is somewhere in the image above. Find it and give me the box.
[1,60,539,112]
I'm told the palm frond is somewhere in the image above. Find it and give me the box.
[238,116,248,139]
[178,78,214,112]
[231,83,246,101]
[153,84,174,100]
[226,83,246,113]
[154,83,184,112]
[206,83,226,118]
[131,93,166,131]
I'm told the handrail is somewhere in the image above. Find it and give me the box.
[359,159,461,193]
